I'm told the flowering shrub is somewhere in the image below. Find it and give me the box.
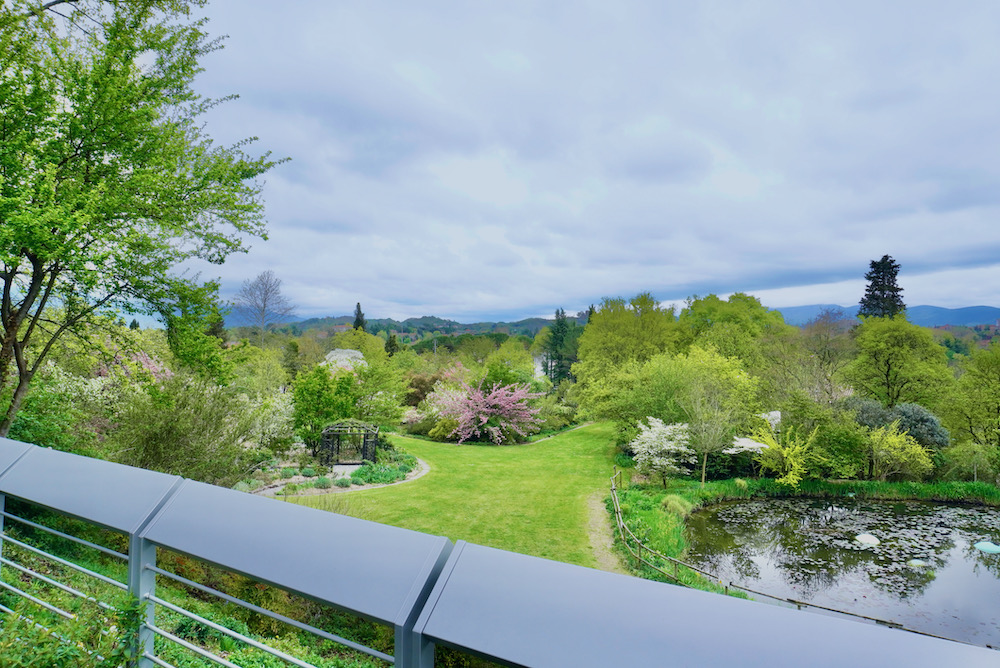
[629,418,697,487]
[435,380,542,444]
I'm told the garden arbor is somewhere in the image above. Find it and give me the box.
[320,419,379,465]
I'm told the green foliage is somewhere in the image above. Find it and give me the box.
[315,476,333,489]
[292,365,354,450]
[660,494,694,517]
[611,346,761,485]
[281,468,298,479]
[332,328,385,362]
[940,441,998,483]
[865,421,934,481]
[573,292,681,417]
[429,417,460,441]
[753,423,820,488]
[335,477,352,488]
[350,461,407,485]
[103,373,263,486]
[301,467,317,477]
[844,315,953,409]
[532,393,577,432]
[229,346,290,396]
[0,597,138,667]
[482,338,534,387]
[943,341,1000,451]
[0,0,279,435]
[6,366,96,453]
[844,398,949,450]
[813,419,868,479]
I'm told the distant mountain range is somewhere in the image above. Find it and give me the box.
[234,305,1000,336]
[772,305,1000,328]
[267,313,589,338]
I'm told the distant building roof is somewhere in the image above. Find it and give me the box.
[322,348,366,371]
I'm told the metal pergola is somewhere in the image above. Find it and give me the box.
[319,419,379,465]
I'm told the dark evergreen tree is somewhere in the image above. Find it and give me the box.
[129,319,140,330]
[282,340,301,378]
[386,333,400,357]
[543,308,577,384]
[353,302,367,332]
[859,255,905,318]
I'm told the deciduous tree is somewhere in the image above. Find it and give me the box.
[844,316,952,409]
[944,342,1000,452]
[233,270,296,347]
[629,417,696,487]
[435,381,542,444]
[573,293,681,417]
[0,0,279,436]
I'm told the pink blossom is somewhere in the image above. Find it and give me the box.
[438,380,542,444]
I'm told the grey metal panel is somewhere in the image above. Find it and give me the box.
[0,438,33,476]
[141,480,452,625]
[0,443,182,533]
[416,542,999,668]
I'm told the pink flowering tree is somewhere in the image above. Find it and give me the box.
[436,380,543,444]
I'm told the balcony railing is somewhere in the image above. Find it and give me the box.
[0,436,996,667]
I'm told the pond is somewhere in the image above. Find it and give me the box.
[684,498,1000,647]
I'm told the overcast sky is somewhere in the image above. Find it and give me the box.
[184,1,1000,322]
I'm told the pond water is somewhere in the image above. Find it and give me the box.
[684,498,1000,647]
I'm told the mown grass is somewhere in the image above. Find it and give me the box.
[614,477,1000,594]
[292,423,618,567]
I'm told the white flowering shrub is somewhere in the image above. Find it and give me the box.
[629,417,697,487]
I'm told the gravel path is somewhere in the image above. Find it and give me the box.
[587,491,627,574]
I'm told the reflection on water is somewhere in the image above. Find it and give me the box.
[684,499,1000,647]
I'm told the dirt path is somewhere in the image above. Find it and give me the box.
[529,421,594,443]
[587,491,627,574]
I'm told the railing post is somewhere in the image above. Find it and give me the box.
[0,493,5,580]
[396,622,436,668]
[128,536,156,668]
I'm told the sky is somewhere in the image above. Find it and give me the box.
[183,1,1000,323]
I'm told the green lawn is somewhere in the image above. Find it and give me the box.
[292,423,617,567]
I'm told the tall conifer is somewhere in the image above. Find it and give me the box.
[859,255,905,318]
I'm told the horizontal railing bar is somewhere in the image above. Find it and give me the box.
[148,595,323,668]
[0,556,118,612]
[1,510,127,560]
[146,565,395,663]
[1,534,127,590]
[0,579,74,620]
[143,652,179,668]
[146,624,242,668]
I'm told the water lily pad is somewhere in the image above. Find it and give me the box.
[906,559,928,568]
[974,541,1000,554]
[856,533,881,546]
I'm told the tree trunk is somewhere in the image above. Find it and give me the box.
[701,453,708,487]
[0,372,33,438]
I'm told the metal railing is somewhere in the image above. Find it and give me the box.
[0,437,997,668]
